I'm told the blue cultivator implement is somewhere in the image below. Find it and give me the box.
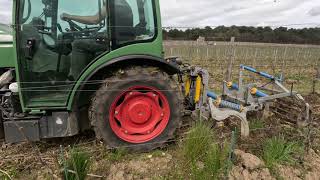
[183,64,311,137]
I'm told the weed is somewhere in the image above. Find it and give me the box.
[64,148,91,180]
[188,142,230,180]
[0,169,12,180]
[262,136,304,168]
[3,168,17,179]
[182,121,214,163]
[151,149,165,157]
[205,143,230,179]
[181,122,232,179]
[108,148,128,162]
[250,118,265,130]
[157,171,184,180]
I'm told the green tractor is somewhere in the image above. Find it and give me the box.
[0,0,185,151]
[0,0,313,153]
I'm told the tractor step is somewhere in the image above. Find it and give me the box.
[2,112,79,143]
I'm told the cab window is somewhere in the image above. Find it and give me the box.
[17,0,109,106]
[111,0,156,47]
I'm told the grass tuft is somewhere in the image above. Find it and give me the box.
[250,118,265,130]
[205,143,230,179]
[0,169,12,180]
[108,148,128,162]
[262,136,303,168]
[64,148,91,180]
[181,122,231,179]
[182,122,214,163]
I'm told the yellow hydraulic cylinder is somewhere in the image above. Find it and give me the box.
[185,77,191,97]
[194,76,202,103]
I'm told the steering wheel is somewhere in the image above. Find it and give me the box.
[65,19,83,32]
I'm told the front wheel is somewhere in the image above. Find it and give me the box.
[89,67,182,152]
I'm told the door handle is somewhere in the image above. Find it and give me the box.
[25,38,36,60]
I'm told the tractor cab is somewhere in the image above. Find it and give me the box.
[15,0,157,108]
[3,0,181,151]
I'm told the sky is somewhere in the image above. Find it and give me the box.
[0,0,320,28]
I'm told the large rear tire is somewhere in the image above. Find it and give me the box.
[89,67,182,152]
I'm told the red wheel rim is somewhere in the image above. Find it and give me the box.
[109,86,171,144]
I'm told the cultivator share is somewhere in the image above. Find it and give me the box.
[181,62,312,137]
[0,0,313,152]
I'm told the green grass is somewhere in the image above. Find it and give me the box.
[250,118,265,130]
[181,122,232,179]
[188,142,230,180]
[107,148,128,162]
[151,149,163,156]
[1,168,17,180]
[64,148,91,180]
[0,169,13,180]
[182,122,214,163]
[262,136,304,168]
[205,143,230,179]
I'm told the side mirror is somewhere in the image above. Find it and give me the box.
[98,0,106,27]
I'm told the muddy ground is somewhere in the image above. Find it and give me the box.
[1,93,320,179]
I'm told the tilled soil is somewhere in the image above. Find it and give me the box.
[0,133,177,179]
[1,93,320,179]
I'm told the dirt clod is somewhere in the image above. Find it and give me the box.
[229,166,275,180]
[305,172,320,180]
[229,149,274,180]
[303,149,320,179]
[107,153,173,180]
[277,165,302,180]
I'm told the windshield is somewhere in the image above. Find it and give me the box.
[0,0,12,25]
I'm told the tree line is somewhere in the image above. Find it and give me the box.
[163,26,320,45]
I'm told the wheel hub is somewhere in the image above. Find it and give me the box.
[128,101,151,124]
[109,86,170,144]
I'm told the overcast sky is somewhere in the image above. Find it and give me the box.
[1,0,319,28]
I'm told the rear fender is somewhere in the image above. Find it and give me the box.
[68,55,181,111]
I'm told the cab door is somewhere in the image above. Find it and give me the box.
[16,0,109,109]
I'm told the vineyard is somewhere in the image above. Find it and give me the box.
[164,40,320,94]
[2,0,320,178]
